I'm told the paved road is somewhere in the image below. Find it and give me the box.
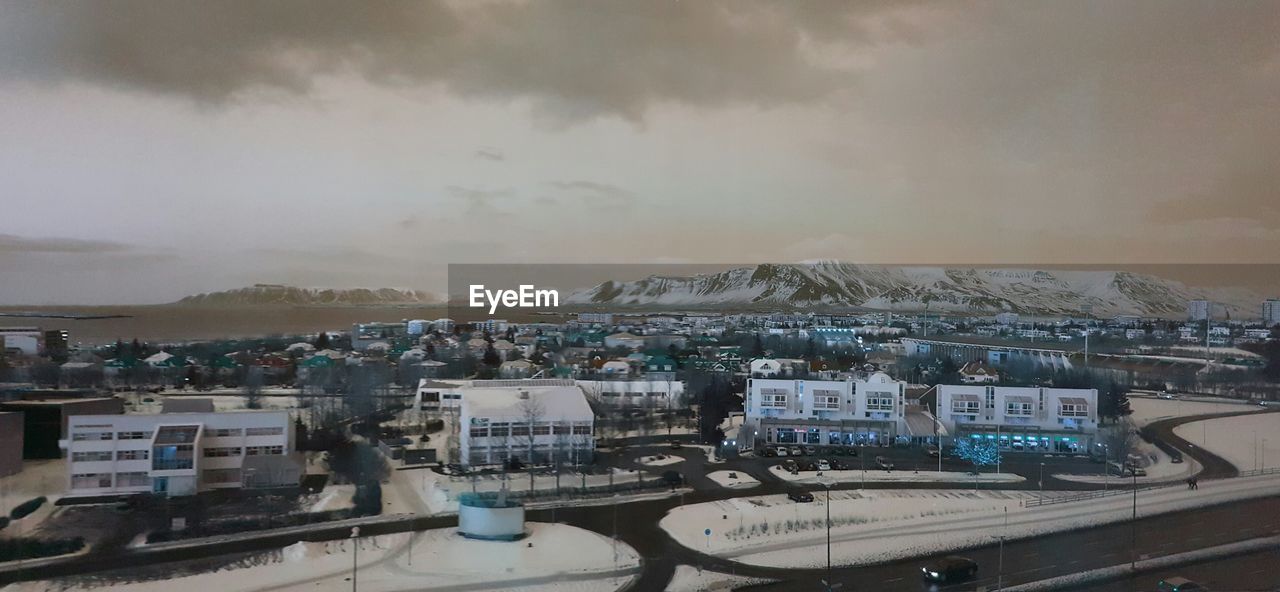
[1081,547,1280,592]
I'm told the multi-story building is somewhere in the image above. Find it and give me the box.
[743,372,908,447]
[62,410,298,498]
[458,380,594,468]
[1187,299,1210,322]
[1264,299,1280,327]
[937,385,1097,454]
[0,327,42,356]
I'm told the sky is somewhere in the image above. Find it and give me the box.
[1,0,1278,305]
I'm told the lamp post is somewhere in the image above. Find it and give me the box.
[350,526,360,592]
[997,505,1008,590]
[1039,462,1045,503]
[1130,471,1137,570]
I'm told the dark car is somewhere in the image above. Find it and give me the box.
[669,441,683,450]
[761,447,778,457]
[925,445,941,457]
[921,556,978,582]
[782,459,798,473]
[787,490,815,503]
[875,456,895,470]
[1157,576,1205,591]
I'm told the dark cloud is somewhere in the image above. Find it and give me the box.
[474,148,505,162]
[0,0,931,122]
[0,233,132,254]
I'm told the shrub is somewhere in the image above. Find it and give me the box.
[9,497,47,520]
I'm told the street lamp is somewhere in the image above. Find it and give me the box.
[1130,471,1137,570]
[350,526,361,592]
[818,476,839,592]
[1039,462,1045,503]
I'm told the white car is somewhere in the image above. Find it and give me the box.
[775,446,789,457]
[816,460,831,471]
[1157,392,1176,400]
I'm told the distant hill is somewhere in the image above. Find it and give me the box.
[173,284,437,307]
[565,263,1262,317]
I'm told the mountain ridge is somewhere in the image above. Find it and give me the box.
[564,264,1262,317]
[173,284,437,307]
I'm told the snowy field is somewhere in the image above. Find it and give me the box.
[706,470,760,489]
[12,522,640,592]
[767,464,1024,484]
[1173,412,1280,472]
[665,565,772,591]
[1128,396,1259,428]
[640,454,686,467]
[661,473,1280,568]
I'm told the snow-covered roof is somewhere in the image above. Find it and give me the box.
[460,384,592,420]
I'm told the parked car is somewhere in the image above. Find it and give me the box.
[669,441,682,450]
[1157,576,1206,591]
[875,456,895,470]
[787,490,815,503]
[761,447,778,457]
[921,556,978,583]
[1129,466,1148,477]
[1157,391,1177,400]
[1170,453,1184,464]
[797,460,817,471]
[789,446,803,456]
[802,445,818,456]
[775,446,789,457]
[816,459,832,471]
[782,459,798,473]
[925,444,940,457]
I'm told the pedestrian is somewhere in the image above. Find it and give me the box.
[1186,477,1194,490]
[1191,477,1199,490]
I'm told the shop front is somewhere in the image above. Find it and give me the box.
[761,419,898,447]
[953,424,1092,454]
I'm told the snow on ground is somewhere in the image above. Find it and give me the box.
[661,473,1280,569]
[767,464,1024,484]
[1173,412,1280,472]
[666,565,772,591]
[1128,396,1258,428]
[640,454,687,467]
[303,484,356,512]
[11,522,640,592]
[706,471,760,489]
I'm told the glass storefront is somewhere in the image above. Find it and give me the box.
[960,429,1087,453]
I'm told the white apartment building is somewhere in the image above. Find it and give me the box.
[743,372,908,447]
[1264,299,1280,327]
[937,385,1098,454]
[577,378,685,408]
[459,381,594,468]
[1187,299,1210,321]
[63,410,298,498]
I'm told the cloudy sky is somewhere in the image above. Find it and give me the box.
[1,1,1278,304]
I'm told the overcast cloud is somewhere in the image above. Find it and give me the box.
[0,1,1277,304]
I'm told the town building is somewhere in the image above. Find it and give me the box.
[457,380,594,468]
[958,361,1000,384]
[0,327,42,356]
[1187,299,1210,321]
[1264,299,1280,327]
[62,410,299,498]
[936,385,1097,454]
[743,372,909,447]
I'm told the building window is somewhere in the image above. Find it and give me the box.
[245,445,283,456]
[813,390,840,410]
[153,444,195,470]
[572,425,592,435]
[1059,404,1089,417]
[245,426,284,436]
[1005,402,1034,416]
[469,426,489,438]
[72,451,113,462]
[117,449,149,461]
[760,388,789,408]
[116,431,152,440]
[866,396,893,411]
[72,431,113,441]
[532,424,551,436]
[117,472,151,487]
[209,428,243,437]
[489,424,510,437]
[553,424,572,435]
[511,425,530,437]
[71,473,112,489]
[203,446,242,457]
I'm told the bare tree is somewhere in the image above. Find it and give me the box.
[1101,417,1140,468]
[518,395,546,491]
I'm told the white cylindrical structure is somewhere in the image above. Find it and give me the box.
[457,495,525,541]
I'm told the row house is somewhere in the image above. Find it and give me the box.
[743,372,908,447]
[937,385,1097,454]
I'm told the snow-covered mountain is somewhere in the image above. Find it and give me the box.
[565,263,1259,317]
[174,284,437,307]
